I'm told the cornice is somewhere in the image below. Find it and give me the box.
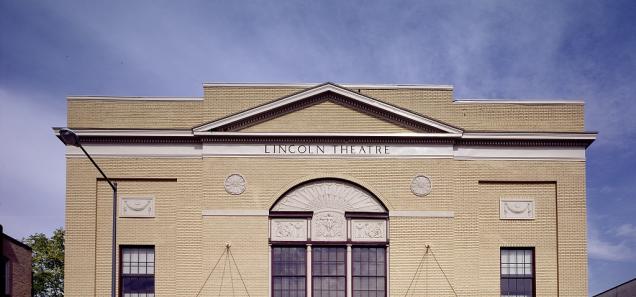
[54,128,596,148]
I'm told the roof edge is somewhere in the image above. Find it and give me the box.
[2,233,32,251]
[454,99,584,105]
[203,82,454,90]
[194,83,463,134]
[593,277,636,297]
[67,96,203,101]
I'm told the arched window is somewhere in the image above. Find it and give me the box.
[269,179,388,297]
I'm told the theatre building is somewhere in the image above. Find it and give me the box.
[56,83,596,297]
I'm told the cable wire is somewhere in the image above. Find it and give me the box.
[429,248,458,297]
[217,250,228,297]
[228,251,235,297]
[404,245,430,296]
[229,248,252,297]
[195,248,227,297]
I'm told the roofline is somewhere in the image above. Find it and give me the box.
[454,99,584,105]
[67,96,203,101]
[593,277,636,297]
[462,132,597,141]
[64,86,584,105]
[193,83,463,134]
[203,82,454,90]
[2,232,32,251]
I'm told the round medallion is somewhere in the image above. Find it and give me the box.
[224,174,246,195]
[411,175,432,197]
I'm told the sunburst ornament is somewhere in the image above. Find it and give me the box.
[411,175,432,197]
[272,180,385,212]
[224,174,246,195]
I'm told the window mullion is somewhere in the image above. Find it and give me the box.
[307,244,312,297]
[347,244,352,297]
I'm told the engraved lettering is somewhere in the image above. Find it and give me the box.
[261,144,393,155]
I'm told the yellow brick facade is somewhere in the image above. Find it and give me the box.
[62,83,592,297]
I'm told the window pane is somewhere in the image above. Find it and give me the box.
[122,247,155,295]
[352,247,386,297]
[313,247,346,297]
[501,248,534,297]
[272,247,306,297]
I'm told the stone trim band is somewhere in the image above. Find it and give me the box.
[201,210,455,218]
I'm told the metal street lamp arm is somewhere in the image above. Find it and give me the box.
[78,144,117,191]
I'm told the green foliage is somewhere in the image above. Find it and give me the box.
[23,228,64,297]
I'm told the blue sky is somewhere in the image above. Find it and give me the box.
[0,0,635,295]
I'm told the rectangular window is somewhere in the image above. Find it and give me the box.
[312,247,346,297]
[4,259,11,296]
[352,247,386,297]
[121,246,155,297]
[501,248,534,297]
[272,246,306,297]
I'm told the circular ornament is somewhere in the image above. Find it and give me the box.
[224,174,246,195]
[411,175,432,197]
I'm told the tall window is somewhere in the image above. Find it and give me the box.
[501,248,534,297]
[3,258,11,296]
[352,247,386,297]
[121,246,155,297]
[312,247,346,297]
[272,246,306,297]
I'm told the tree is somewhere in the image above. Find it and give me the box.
[23,228,64,297]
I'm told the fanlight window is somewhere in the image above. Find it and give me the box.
[270,180,387,242]
[269,180,388,297]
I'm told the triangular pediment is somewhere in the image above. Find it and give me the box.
[194,83,462,134]
[241,100,418,133]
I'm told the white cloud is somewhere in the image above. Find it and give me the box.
[615,224,636,240]
[589,221,636,262]
[589,237,635,262]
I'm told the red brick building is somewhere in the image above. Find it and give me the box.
[1,225,32,297]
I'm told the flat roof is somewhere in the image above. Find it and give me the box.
[202,82,455,90]
[65,83,584,104]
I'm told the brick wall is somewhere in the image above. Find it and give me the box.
[65,156,587,296]
[63,83,589,296]
[67,85,585,132]
[3,234,32,297]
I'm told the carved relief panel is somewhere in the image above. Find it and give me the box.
[270,180,388,242]
[120,197,155,218]
[270,219,308,241]
[351,220,387,242]
[311,211,347,242]
[500,199,535,220]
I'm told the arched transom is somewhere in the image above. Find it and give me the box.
[271,180,386,213]
[270,180,387,242]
